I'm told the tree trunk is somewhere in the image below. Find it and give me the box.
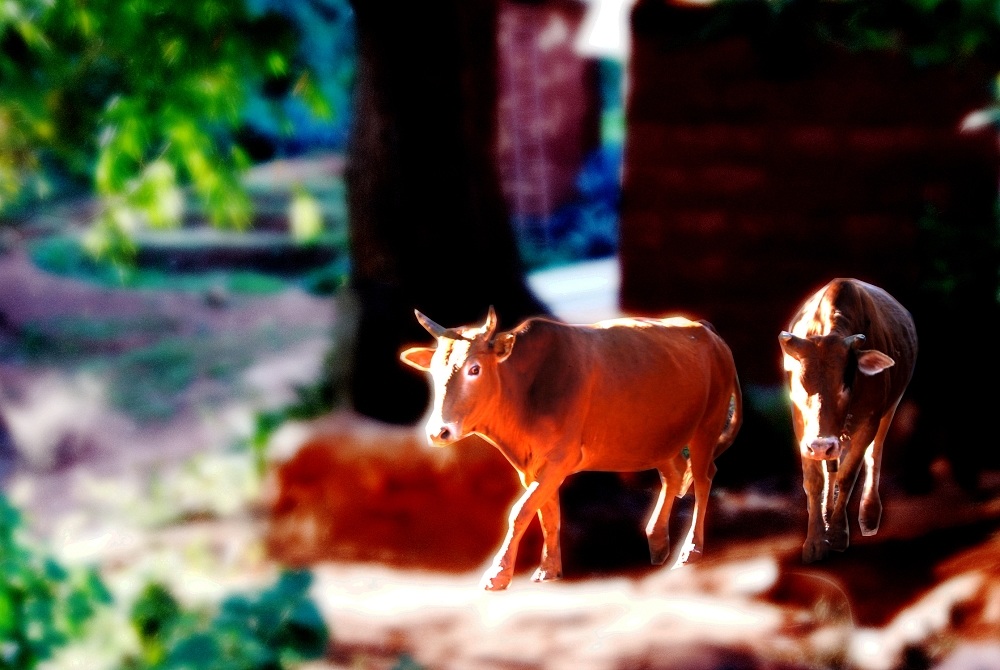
[344,0,549,424]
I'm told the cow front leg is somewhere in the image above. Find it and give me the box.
[860,409,895,536]
[480,475,564,591]
[532,495,563,582]
[801,458,830,563]
[647,455,687,565]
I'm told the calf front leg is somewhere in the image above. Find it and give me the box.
[480,474,565,591]
[826,434,869,553]
[801,458,830,563]
[860,408,896,536]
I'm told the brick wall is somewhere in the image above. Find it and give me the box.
[618,0,999,388]
[496,0,602,243]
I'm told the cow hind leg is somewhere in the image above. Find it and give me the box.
[646,453,688,565]
[671,435,718,569]
[532,496,563,582]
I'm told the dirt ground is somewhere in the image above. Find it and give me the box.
[2,241,1000,670]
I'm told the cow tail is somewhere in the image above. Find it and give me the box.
[715,371,743,459]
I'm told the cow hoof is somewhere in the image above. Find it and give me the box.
[649,544,671,566]
[531,567,562,583]
[670,545,702,570]
[479,565,512,591]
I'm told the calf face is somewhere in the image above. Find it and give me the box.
[779,332,895,462]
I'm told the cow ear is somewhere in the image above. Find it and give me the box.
[493,332,516,362]
[857,350,895,376]
[400,346,435,371]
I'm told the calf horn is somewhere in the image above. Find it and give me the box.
[415,310,446,338]
[844,333,866,349]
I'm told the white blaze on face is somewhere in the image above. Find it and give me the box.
[425,336,473,445]
[786,356,850,460]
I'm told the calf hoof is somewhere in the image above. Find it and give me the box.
[828,528,850,552]
[531,566,562,583]
[802,538,831,563]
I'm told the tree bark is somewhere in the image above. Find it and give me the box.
[344,0,549,424]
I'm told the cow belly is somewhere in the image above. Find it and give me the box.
[575,391,707,471]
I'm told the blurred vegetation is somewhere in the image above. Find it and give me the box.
[0,496,111,670]
[2,493,331,670]
[125,570,328,670]
[0,0,354,265]
[679,0,1000,65]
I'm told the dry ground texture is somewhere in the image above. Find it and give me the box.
[1,237,1000,670]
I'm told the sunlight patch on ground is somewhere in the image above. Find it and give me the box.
[308,558,830,670]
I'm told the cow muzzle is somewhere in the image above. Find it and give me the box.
[802,436,841,461]
[427,422,461,447]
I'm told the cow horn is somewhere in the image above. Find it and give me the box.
[844,333,866,349]
[415,310,446,338]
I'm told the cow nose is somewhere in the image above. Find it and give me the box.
[428,423,459,446]
[805,437,841,460]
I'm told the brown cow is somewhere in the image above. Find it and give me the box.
[400,307,742,590]
[779,278,918,563]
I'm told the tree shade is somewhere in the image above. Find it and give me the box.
[344,0,549,424]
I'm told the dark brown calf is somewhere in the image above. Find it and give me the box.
[779,278,918,562]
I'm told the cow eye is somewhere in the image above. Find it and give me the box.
[467,363,481,377]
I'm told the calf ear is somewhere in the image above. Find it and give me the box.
[857,350,895,376]
[492,332,516,362]
[400,346,435,371]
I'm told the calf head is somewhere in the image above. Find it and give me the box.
[400,306,516,447]
[779,332,895,461]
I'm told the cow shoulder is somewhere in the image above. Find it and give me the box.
[505,318,586,420]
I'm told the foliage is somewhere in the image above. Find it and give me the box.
[124,570,329,670]
[0,494,331,670]
[0,495,113,670]
[0,0,343,264]
[673,0,1000,67]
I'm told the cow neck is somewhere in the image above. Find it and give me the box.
[479,344,536,473]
